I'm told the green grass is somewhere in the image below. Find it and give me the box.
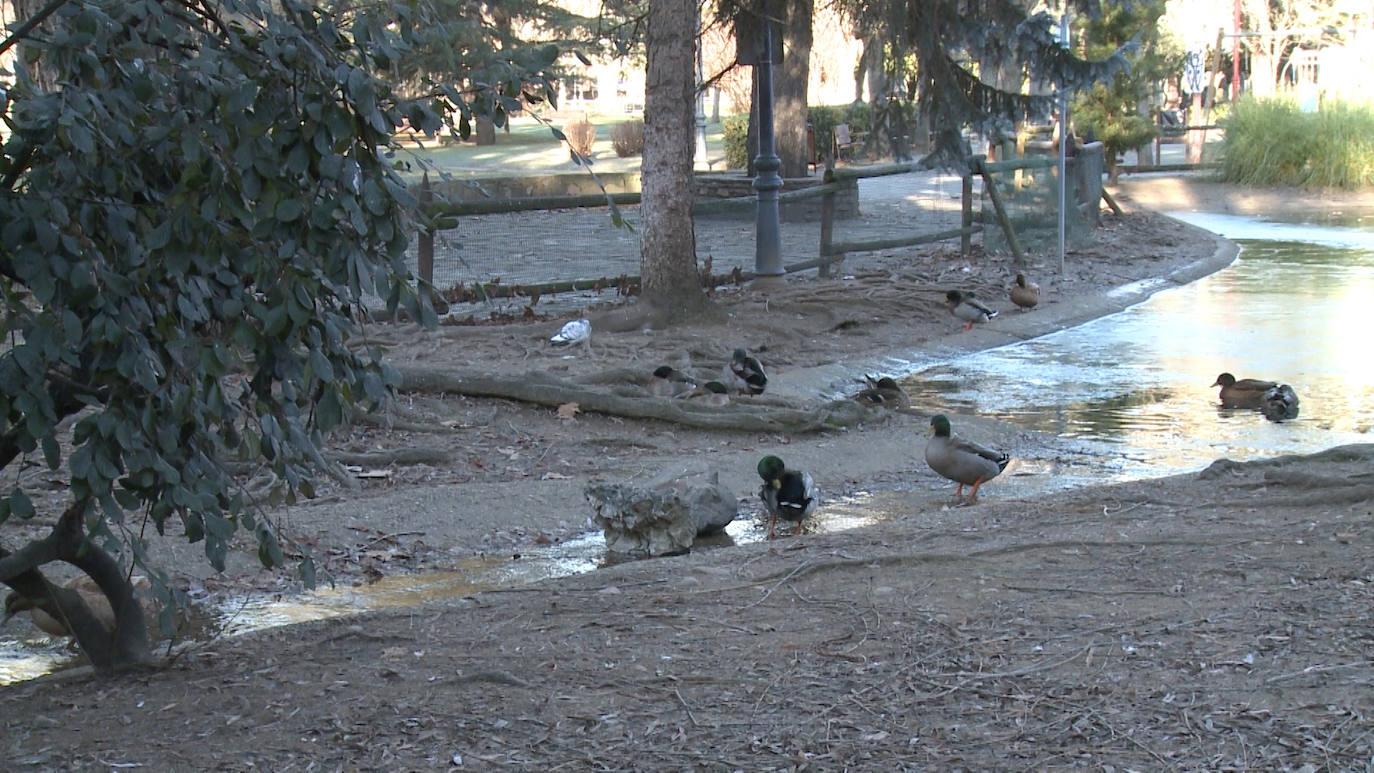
[1222,97,1374,189]
[392,114,729,180]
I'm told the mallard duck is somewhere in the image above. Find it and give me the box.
[648,366,696,398]
[758,455,817,538]
[854,375,910,409]
[945,290,997,331]
[1010,273,1040,310]
[1210,372,1278,409]
[1260,384,1300,422]
[3,574,150,639]
[687,381,730,406]
[723,348,767,395]
[924,414,1010,503]
[550,318,592,355]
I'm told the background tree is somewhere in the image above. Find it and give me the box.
[0,0,557,670]
[383,0,597,143]
[1071,0,1183,181]
[639,0,705,314]
[833,0,1135,168]
[774,0,813,177]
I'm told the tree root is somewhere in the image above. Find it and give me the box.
[398,367,873,432]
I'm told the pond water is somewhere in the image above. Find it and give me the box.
[898,211,1374,493]
[5,210,1371,684]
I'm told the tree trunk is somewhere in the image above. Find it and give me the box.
[775,1,813,178]
[639,0,705,314]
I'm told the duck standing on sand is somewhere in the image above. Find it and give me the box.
[757,455,817,538]
[723,348,767,396]
[855,375,911,409]
[924,414,1010,504]
[1210,372,1279,409]
[1009,273,1040,310]
[945,290,997,331]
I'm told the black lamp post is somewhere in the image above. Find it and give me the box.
[751,21,784,282]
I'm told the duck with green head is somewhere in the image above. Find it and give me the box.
[757,455,817,538]
[648,366,696,398]
[924,414,1010,503]
[944,290,998,331]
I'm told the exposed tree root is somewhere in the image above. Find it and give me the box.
[397,367,873,432]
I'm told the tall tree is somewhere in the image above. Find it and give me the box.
[639,0,705,313]
[834,0,1134,168]
[1072,0,1182,181]
[0,0,557,670]
[774,1,814,177]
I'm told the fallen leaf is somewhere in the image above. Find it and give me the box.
[556,402,580,419]
[541,472,572,480]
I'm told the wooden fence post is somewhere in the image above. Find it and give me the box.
[818,167,836,278]
[972,156,1026,266]
[960,173,973,256]
[417,172,434,285]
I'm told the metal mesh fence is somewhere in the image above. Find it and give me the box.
[406,170,975,317]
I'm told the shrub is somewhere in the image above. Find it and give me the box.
[564,117,597,158]
[808,105,842,159]
[723,113,750,169]
[1221,97,1374,189]
[610,119,644,157]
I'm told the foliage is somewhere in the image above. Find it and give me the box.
[722,113,751,169]
[1070,0,1182,173]
[384,0,598,134]
[1222,98,1374,189]
[563,117,597,157]
[0,0,557,667]
[610,119,645,157]
[830,0,1139,168]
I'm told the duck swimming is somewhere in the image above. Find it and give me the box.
[1210,372,1279,409]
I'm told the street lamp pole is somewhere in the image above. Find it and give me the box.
[752,20,784,282]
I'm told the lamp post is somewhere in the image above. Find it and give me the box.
[752,21,784,283]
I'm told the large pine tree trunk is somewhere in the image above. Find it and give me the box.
[639,0,705,314]
[774,2,813,178]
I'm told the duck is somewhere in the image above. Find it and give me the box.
[1260,384,1300,422]
[550,318,592,355]
[687,381,730,406]
[945,290,997,331]
[723,348,767,395]
[1009,273,1040,310]
[924,414,1010,503]
[3,574,150,640]
[854,375,910,409]
[1210,372,1278,409]
[648,366,696,398]
[757,455,818,538]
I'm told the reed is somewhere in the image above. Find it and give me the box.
[1222,97,1374,189]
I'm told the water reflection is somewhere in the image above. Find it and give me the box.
[902,212,1374,483]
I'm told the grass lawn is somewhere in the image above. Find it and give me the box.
[392,114,730,180]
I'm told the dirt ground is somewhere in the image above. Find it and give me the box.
[3,184,1374,770]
